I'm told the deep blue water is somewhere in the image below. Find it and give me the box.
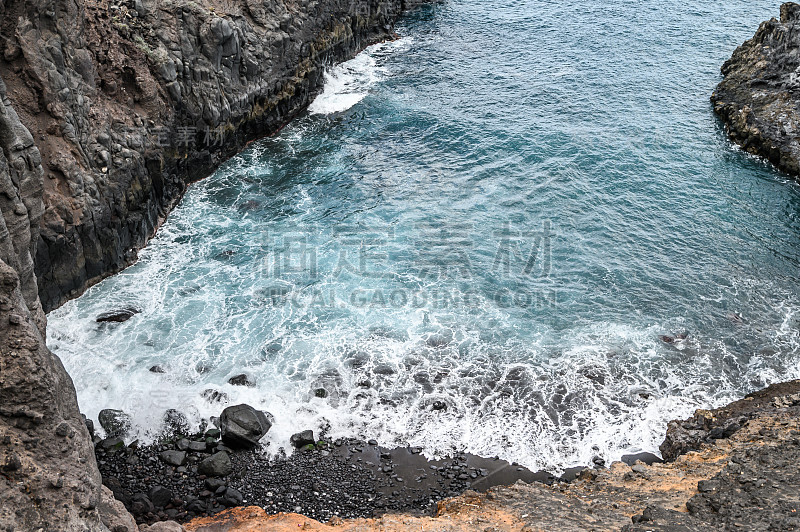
[48,1,800,471]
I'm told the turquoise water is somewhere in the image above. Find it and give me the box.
[48,2,800,471]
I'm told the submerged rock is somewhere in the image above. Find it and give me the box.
[220,404,273,448]
[202,389,229,404]
[228,374,256,387]
[162,409,189,437]
[96,307,141,323]
[98,409,132,438]
[426,329,454,348]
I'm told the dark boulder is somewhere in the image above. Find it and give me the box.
[130,493,154,516]
[158,450,187,467]
[219,404,272,448]
[188,440,208,452]
[197,451,232,477]
[97,437,125,453]
[185,499,206,514]
[81,414,95,437]
[204,478,226,491]
[290,430,315,448]
[98,409,131,438]
[148,485,173,508]
[218,487,243,507]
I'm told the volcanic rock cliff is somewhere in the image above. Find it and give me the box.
[713,2,800,177]
[0,0,425,529]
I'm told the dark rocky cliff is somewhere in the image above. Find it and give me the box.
[713,2,800,177]
[0,0,426,528]
[1,0,425,312]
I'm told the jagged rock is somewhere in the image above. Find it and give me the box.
[141,522,186,532]
[0,259,135,529]
[0,0,425,527]
[220,404,273,448]
[98,408,132,438]
[661,380,800,461]
[713,2,800,178]
[197,451,232,477]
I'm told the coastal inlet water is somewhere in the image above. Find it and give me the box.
[48,1,800,472]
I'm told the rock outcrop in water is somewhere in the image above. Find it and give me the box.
[0,0,427,527]
[713,2,800,177]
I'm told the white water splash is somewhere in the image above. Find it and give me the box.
[308,38,412,115]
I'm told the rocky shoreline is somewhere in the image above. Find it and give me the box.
[84,378,800,531]
[146,379,800,531]
[90,401,592,526]
[713,2,800,178]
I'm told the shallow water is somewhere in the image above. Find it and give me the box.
[48,1,800,472]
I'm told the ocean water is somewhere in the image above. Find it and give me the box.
[48,1,800,472]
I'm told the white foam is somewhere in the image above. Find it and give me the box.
[308,38,411,115]
[47,282,800,472]
[43,85,800,473]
